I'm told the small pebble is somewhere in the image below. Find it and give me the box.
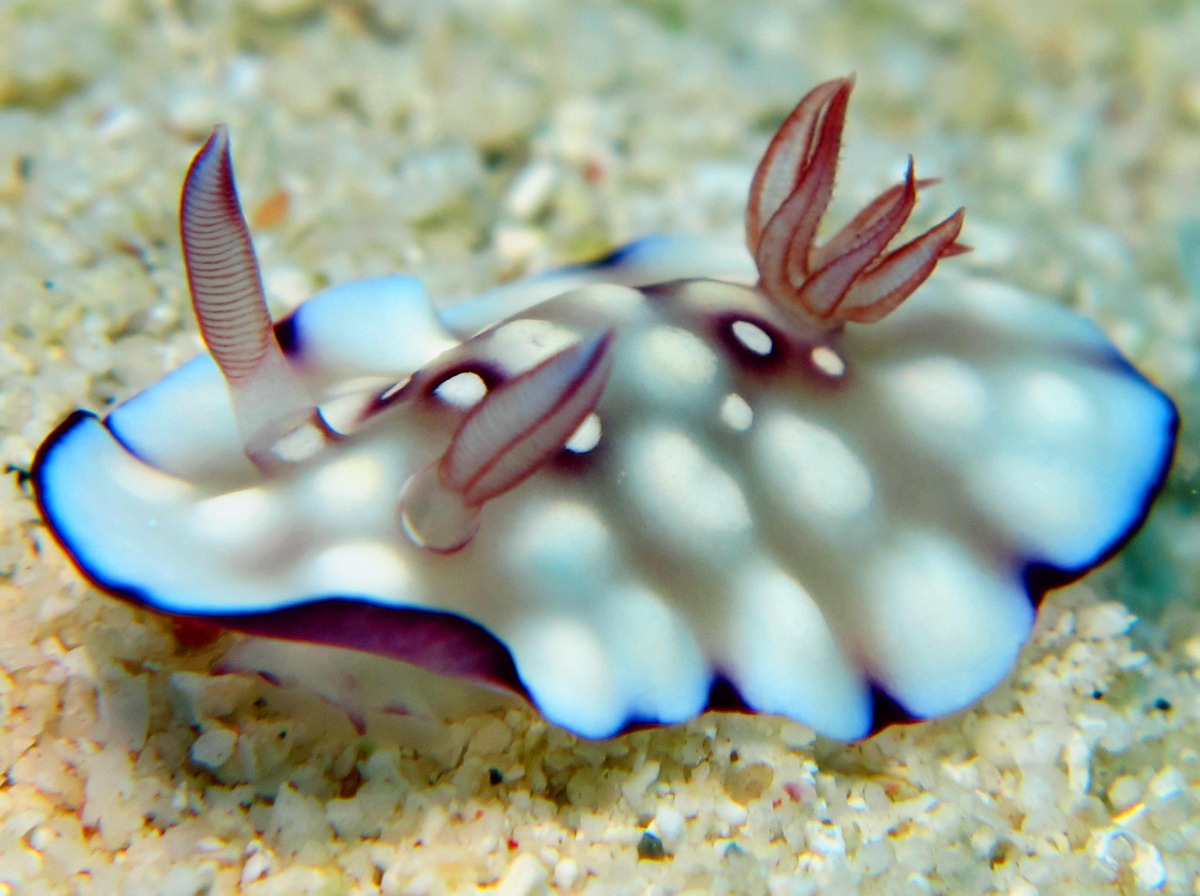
[190,727,237,770]
[638,832,667,861]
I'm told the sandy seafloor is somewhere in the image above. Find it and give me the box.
[2,0,1199,893]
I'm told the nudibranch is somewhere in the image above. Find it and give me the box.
[34,79,1177,741]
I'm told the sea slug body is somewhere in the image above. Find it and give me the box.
[33,79,1178,740]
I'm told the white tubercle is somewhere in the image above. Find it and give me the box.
[180,125,326,471]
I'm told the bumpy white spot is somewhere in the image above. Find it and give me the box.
[885,355,988,432]
[810,345,845,378]
[510,617,622,739]
[626,428,751,549]
[730,320,773,356]
[565,413,602,453]
[504,499,614,604]
[306,542,412,600]
[969,453,1097,563]
[601,586,709,724]
[754,413,872,524]
[433,371,487,408]
[858,530,1032,718]
[719,393,753,431]
[1010,369,1095,442]
[628,326,721,407]
[191,487,277,547]
[728,561,869,740]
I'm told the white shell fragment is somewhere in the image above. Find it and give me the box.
[34,80,1177,741]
